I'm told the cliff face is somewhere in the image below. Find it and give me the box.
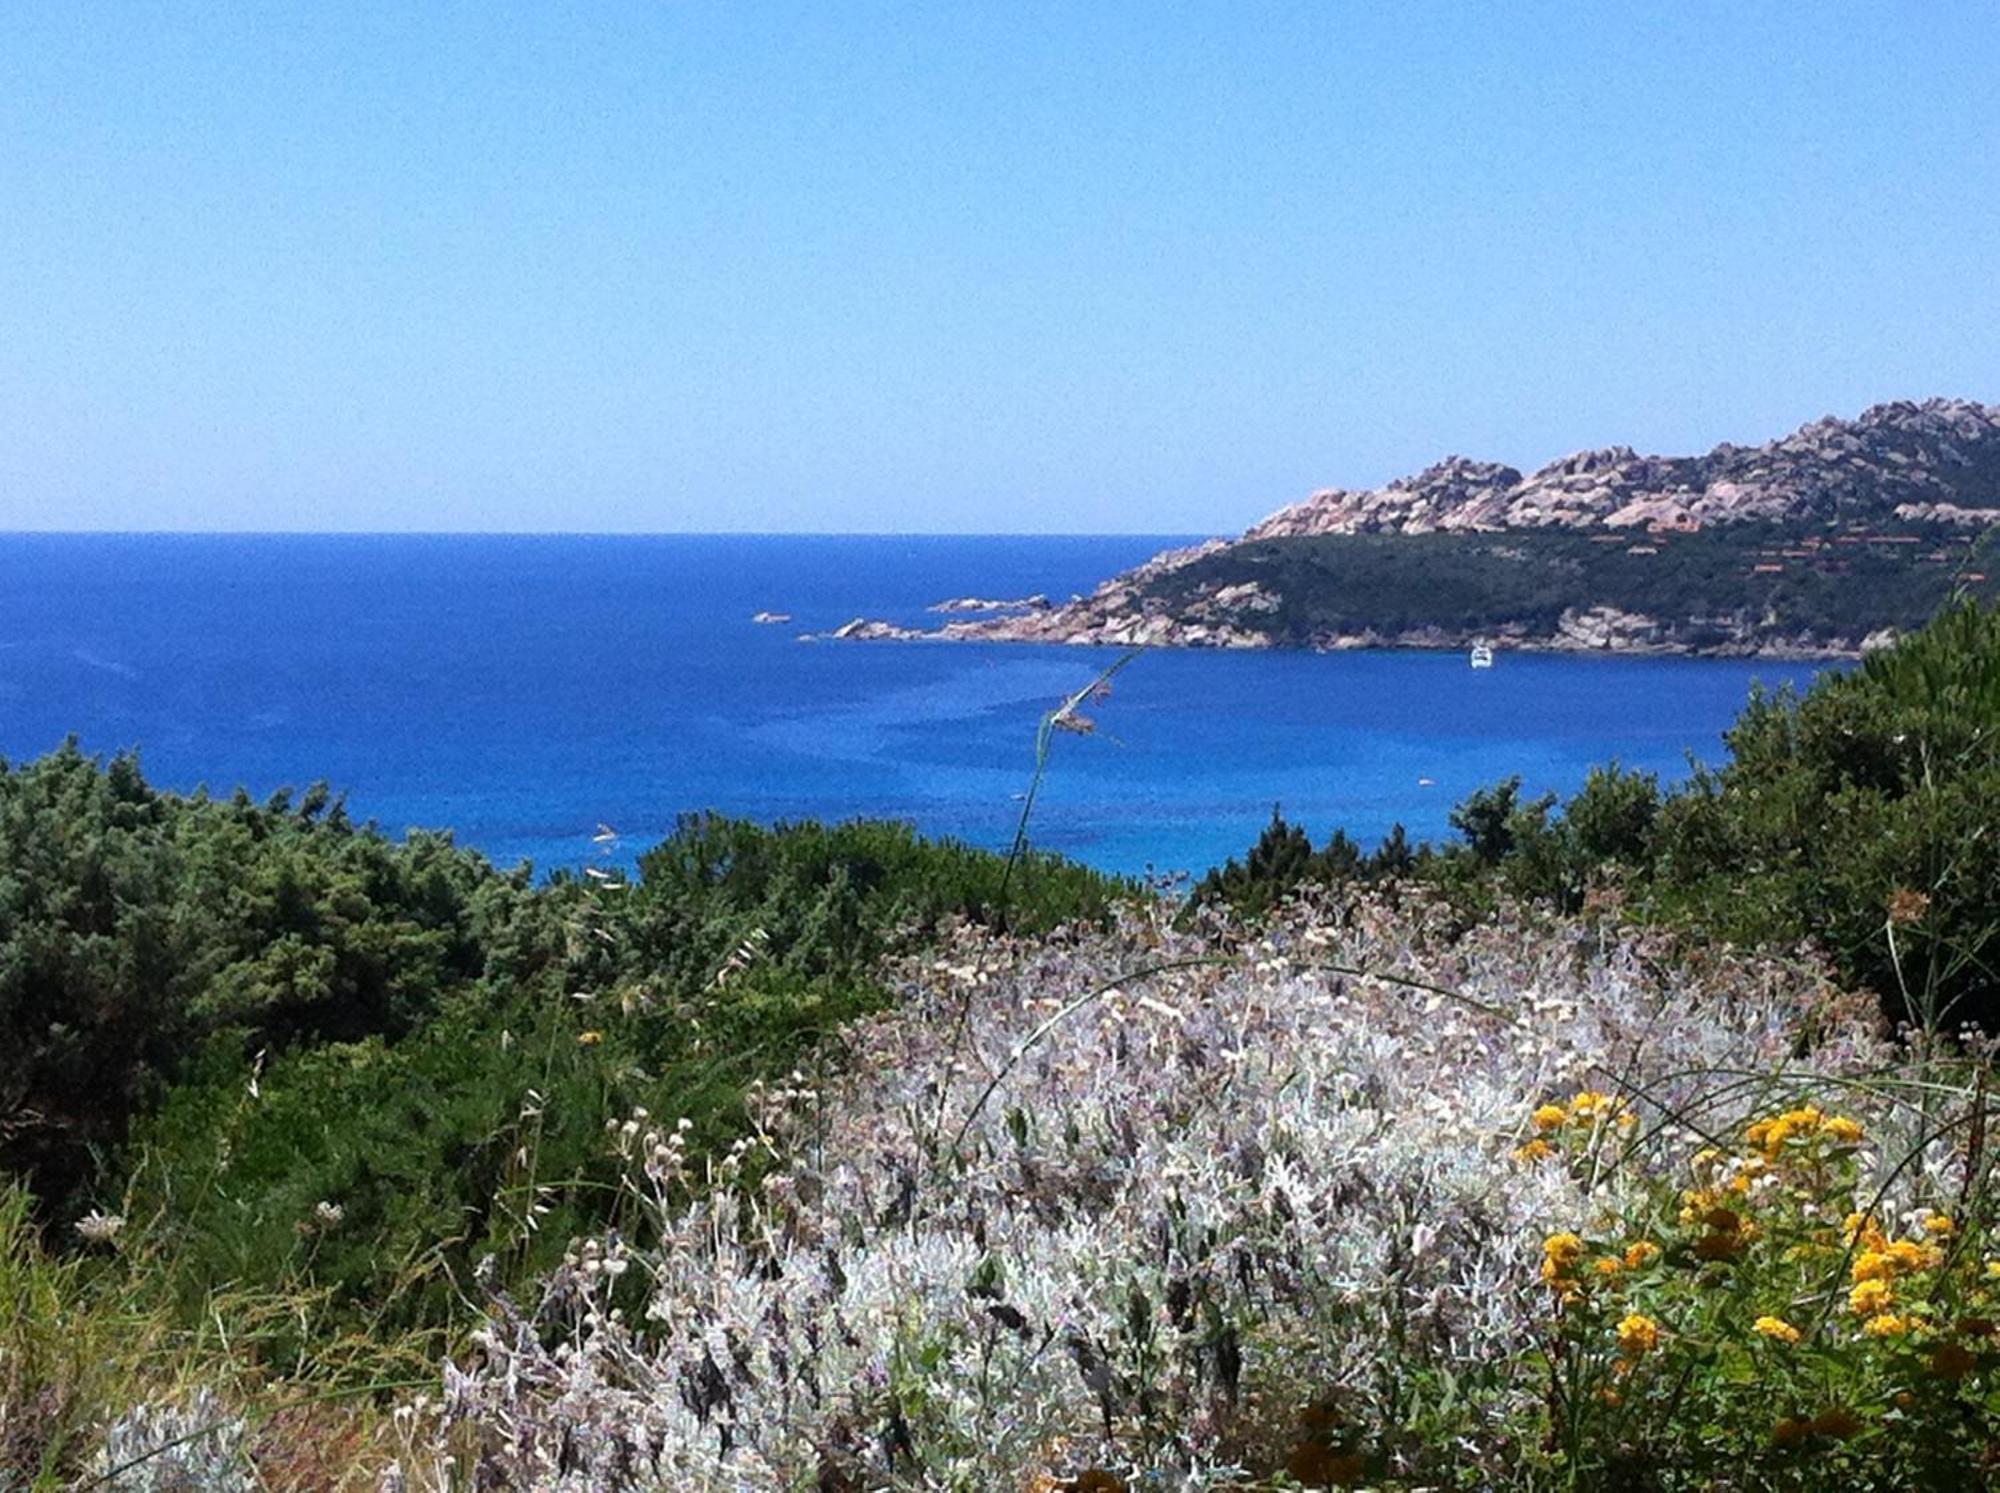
[1244,398,2000,539]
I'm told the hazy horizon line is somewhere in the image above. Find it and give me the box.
[0,527,1213,540]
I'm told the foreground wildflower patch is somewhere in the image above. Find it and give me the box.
[1526,1093,2000,1484]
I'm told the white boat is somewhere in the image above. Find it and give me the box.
[1469,642,1495,669]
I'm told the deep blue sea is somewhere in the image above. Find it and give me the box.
[0,534,1823,878]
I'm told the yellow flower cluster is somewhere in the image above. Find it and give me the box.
[1541,1232,1585,1289]
[1743,1105,1863,1158]
[1753,1315,1803,1344]
[1841,1211,1953,1339]
[1540,1229,1666,1317]
[1516,1091,1637,1163]
[1587,1239,1666,1280]
[1524,1093,1999,1460]
[1861,1312,1912,1338]
[1848,1277,1893,1316]
[1568,1091,1629,1124]
[1851,1237,1945,1282]
[1615,1312,1660,1357]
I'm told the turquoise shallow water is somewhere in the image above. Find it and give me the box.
[0,534,1823,877]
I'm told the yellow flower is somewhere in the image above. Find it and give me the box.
[1850,1279,1895,1316]
[1593,1257,1624,1277]
[1615,1313,1660,1357]
[1863,1313,1911,1337]
[1823,1115,1864,1144]
[1544,1232,1585,1268]
[577,1029,604,1046]
[1532,1104,1568,1132]
[1887,1238,1943,1274]
[1679,1186,1721,1225]
[1569,1091,1616,1121]
[1542,1232,1586,1288]
[1924,1214,1956,1236]
[1514,1138,1555,1164]
[1754,1316,1803,1344]
[1851,1250,1895,1283]
[1624,1241,1662,1269]
[1845,1212,1888,1250]
[1749,1105,1829,1158]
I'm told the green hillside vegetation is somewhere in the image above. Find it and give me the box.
[1203,598,2000,1033]
[0,755,1125,1346]
[1147,521,1999,646]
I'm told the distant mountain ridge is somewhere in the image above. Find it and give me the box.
[819,398,2000,658]
[1246,397,2000,538]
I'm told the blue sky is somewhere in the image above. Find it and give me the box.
[2,3,1996,533]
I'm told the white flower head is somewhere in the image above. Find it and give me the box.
[75,1209,125,1245]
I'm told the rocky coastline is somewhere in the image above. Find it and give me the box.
[808,398,1997,660]
[809,605,1890,659]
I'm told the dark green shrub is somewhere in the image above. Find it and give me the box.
[620,811,1122,985]
[1193,811,1415,917]
[1366,823,1416,879]
[1564,762,1662,865]
[99,801,1126,1336]
[1648,599,2000,1029]
[1449,777,1551,867]
[0,746,1129,1338]
[0,743,523,1220]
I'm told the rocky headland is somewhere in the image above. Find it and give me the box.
[815,399,1999,658]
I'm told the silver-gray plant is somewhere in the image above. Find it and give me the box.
[91,1389,253,1493]
[409,891,1893,1491]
